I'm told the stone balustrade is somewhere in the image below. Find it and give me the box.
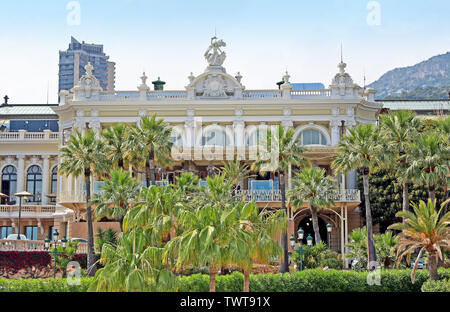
[0,131,59,142]
[0,239,88,254]
[0,205,56,215]
[236,189,360,203]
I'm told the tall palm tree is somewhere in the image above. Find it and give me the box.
[101,124,130,170]
[406,132,449,203]
[128,115,173,187]
[89,228,177,292]
[388,199,450,283]
[252,125,309,273]
[380,111,421,219]
[59,130,108,276]
[229,201,284,292]
[332,124,384,271]
[92,170,141,232]
[288,167,337,244]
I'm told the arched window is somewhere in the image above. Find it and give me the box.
[171,133,184,147]
[51,167,58,195]
[201,129,230,147]
[1,166,17,204]
[246,129,265,147]
[26,165,42,203]
[298,129,327,146]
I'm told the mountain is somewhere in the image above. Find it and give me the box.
[369,52,450,99]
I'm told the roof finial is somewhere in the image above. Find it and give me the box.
[340,43,343,63]
[363,68,367,90]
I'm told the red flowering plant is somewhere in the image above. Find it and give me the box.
[0,251,52,278]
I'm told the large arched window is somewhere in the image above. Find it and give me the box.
[26,165,42,203]
[298,129,327,146]
[246,128,266,147]
[1,166,17,204]
[201,129,230,147]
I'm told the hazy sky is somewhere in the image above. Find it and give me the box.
[0,0,449,104]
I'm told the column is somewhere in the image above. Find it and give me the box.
[42,155,50,205]
[233,121,245,160]
[89,121,101,139]
[340,206,345,266]
[344,120,357,189]
[16,155,25,194]
[330,120,341,146]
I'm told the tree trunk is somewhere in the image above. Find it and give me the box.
[119,215,124,233]
[279,172,289,274]
[429,185,436,205]
[85,171,97,277]
[310,205,322,244]
[118,158,124,170]
[243,270,250,293]
[363,172,377,271]
[209,268,218,292]
[149,151,156,187]
[428,252,439,281]
[402,182,410,223]
[145,159,151,187]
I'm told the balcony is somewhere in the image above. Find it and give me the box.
[236,189,360,203]
[0,205,57,219]
[0,130,59,143]
[0,239,88,254]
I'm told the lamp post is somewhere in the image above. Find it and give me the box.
[306,234,313,247]
[14,191,33,240]
[327,223,333,250]
[45,230,67,278]
[289,228,306,271]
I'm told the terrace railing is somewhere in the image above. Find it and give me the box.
[236,189,360,203]
[0,239,88,254]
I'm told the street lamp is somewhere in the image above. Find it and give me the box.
[45,229,67,278]
[297,228,305,271]
[14,191,33,240]
[327,223,333,250]
[306,234,313,246]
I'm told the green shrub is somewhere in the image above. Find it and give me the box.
[291,242,342,270]
[0,278,91,292]
[1,269,449,292]
[421,279,450,292]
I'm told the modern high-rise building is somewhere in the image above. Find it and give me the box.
[58,37,115,93]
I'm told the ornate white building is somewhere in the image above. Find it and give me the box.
[0,38,383,261]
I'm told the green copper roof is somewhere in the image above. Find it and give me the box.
[0,105,57,116]
[379,100,450,111]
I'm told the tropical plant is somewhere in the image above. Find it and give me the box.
[89,229,177,292]
[379,110,421,219]
[228,201,284,292]
[127,115,173,187]
[388,199,450,283]
[92,170,140,232]
[221,160,253,191]
[101,124,130,170]
[406,132,449,204]
[95,228,118,253]
[333,124,385,270]
[59,130,108,276]
[374,231,398,269]
[252,125,309,273]
[51,240,79,277]
[292,241,342,270]
[289,167,337,244]
[174,172,203,203]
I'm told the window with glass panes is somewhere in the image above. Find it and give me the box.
[0,226,12,239]
[24,226,38,240]
[26,166,42,202]
[299,129,327,146]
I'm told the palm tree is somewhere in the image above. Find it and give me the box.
[89,228,177,292]
[252,125,309,273]
[406,132,449,203]
[128,115,173,187]
[388,199,450,283]
[174,172,203,202]
[229,201,284,292]
[380,111,421,219]
[289,167,337,244]
[59,130,108,276]
[101,124,130,170]
[332,124,384,270]
[221,160,253,191]
[92,170,141,232]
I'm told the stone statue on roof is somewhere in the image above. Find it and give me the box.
[204,37,227,66]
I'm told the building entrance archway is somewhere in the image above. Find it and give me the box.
[297,215,328,245]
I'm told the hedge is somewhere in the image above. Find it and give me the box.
[1,269,449,292]
[421,279,450,292]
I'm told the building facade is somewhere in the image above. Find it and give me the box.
[59,37,116,94]
[1,38,392,262]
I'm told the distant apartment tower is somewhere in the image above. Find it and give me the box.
[58,37,116,93]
